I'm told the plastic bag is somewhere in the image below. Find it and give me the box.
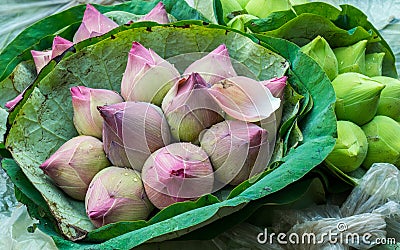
[341,163,400,216]
[0,205,57,250]
[272,163,400,249]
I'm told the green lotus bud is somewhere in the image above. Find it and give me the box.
[325,121,368,172]
[40,136,110,200]
[85,167,153,228]
[365,53,385,77]
[226,14,258,32]
[362,116,400,169]
[245,0,291,18]
[332,72,385,126]
[334,40,367,74]
[300,36,338,81]
[373,76,400,121]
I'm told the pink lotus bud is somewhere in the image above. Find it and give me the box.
[162,73,224,143]
[184,44,237,84]
[121,42,180,106]
[138,2,170,24]
[30,50,52,73]
[31,36,73,73]
[70,86,123,138]
[98,102,171,170]
[261,76,287,99]
[209,76,281,122]
[200,120,269,185]
[73,4,118,43]
[260,76,287,134]
[141,143,214,209]
[85,167,153,228]
[51,36,73,59]
[5,92,23,111]
[39,136,110,200]
[97,103,128,167]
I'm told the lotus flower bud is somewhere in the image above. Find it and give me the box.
[333,40,367,74]
[85,167,153,228]
[261,76,287,99]
[300,36,338,81]
[183,44,237,84]
[362,116,400,169]
[373,76,400,121]
[30,50,52,73]
[365,53,385,77]
[245,0,291,18]
[162,73,224,143]
[259,76,287,144]
[71,86,123,138]
[200,120,269,185]
[138,2,169,24]
[51,36,73,59]
[31,36,73,73]
[332,72,385,126]
[98,102,171,170]
[226,14,258,32]
[209,76,281,122]
[141,143,214,209]
[325,121,368,172]
[121,42,180,106]
[5,92,23,111]
[40,136,110,200]
[73,4,118,43]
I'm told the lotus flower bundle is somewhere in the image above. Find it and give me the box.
[3,1,399,246]
[38,12,284,226]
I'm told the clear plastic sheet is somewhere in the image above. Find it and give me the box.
[341,163,400,216]
[270,163,400,249]
[0,168,18,217]
[0,205,57,250]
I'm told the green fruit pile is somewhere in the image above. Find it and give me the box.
[301,37,400,172]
